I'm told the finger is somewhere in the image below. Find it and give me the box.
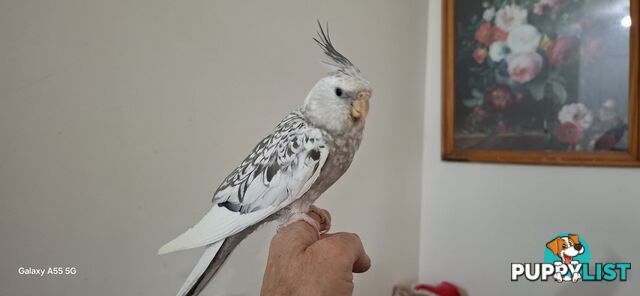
[328,233,372,273]
[309,205,331,232]
[273,212,325,250]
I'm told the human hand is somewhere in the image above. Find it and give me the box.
[260,210,371,296]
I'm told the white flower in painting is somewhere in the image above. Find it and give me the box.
[558,103,594,130]
[507,25,542,53]
[489,41,510,62]
[483,7,496,22]
[495,4,528,32]
[507,52,543,83]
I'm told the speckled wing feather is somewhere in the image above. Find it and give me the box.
[214,110,325,213]
[158,110,328,254]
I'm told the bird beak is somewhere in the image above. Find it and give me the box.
[350,91,371,120]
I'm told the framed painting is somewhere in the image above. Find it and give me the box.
[442,0,640,166]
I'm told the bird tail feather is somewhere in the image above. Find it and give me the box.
[179,224,261,296]
[176,240,224,296]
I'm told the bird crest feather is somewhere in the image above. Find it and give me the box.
[313,21,360,77]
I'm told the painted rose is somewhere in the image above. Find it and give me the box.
[507,52,543,84]
[495,4,528,32]
[489,41,510,62]
[555,122,584,145]
[473,48,488,64]
[507,25,542,53]
[558,103,593,130]
[485,84,513,110]
[475,22,493,45]
[475,23,508,46]
[491,27,509,43]
[547,36,580,67]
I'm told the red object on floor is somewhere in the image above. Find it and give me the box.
[414,282,461,296]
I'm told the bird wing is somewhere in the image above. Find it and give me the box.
[158,111,328,254]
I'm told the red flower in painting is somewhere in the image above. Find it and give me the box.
[485,84,513,110]
[493,27,509,42]
[547,36,580,67]
[475,23,508,46]
[473,48,488,64]
[555,122,584,144]
[476,23,494,45]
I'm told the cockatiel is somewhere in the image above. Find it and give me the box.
[158,22,372,296]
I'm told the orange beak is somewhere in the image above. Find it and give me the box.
[350,91,371,120]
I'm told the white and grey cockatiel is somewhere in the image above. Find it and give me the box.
[158,22,372,296]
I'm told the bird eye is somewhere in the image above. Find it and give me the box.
[335,87,343,97]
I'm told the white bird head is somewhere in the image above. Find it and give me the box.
[303,22,372,134]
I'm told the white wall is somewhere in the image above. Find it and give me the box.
[420,1,639,295]
[0,0,428,295]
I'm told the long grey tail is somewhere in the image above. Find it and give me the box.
[182,224,260,296]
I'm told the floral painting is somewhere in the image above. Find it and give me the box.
[453,0,632,152]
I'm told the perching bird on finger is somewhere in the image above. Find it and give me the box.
[158,22,372,296]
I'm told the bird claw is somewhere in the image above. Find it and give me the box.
[277,213,322,236]
[308,205,331,234]
[277,205,332,236]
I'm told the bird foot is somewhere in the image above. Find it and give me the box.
[309,205,331,234]
[277,205,332,235]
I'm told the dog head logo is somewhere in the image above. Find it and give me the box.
[543,233,590,283]
[546,234,585,264]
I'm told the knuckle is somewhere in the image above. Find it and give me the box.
[345,232,361,242]
[313,237,335,250]
[339,232,362,246]
[325,241,352,259]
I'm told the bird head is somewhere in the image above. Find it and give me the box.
[302,22,372,134]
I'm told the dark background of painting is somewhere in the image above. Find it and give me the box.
[453,0,485,134]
